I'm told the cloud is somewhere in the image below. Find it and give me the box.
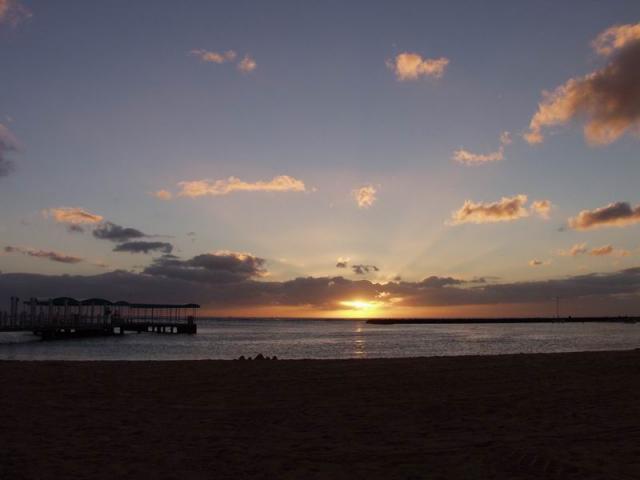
[351,264,379,275]
[449,194,529,224]
[177,175,306,198]
[529,259,551,267]
[0,124,19,177]
[352,185,377,208]
[0,0,31,26]
[335,257,350,269]
[66,224,85,234]
[46,207,104,225]
[151,190,173,200]
[92,222,146,242]
[4,266,640,314]
[190,49,255,73]
[568,201,640,230]
[559,242,630,258]
[531,199,553,219]
[452,131,511,166]
[4,245,83,264]
[592,23,640,56]
[112,241,173,254]
[189,49,237,64]
[387,52,449,81]
[559,243,589,257]
[588,244,630,257]
[525,23,640,145]
[237,55,257,73]
[144,251,266,284]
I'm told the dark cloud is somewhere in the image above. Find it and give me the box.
[336,261,348,268]
[92,222,147,242]
[113,241,173,254]
[1,268,640,315]
[568,202,640,230]
[143,251,266,284]
[67,224,85,234]
[419,276,464,288]
[352,264,379,275]
[0,124,18,177]
[4,245,83,264]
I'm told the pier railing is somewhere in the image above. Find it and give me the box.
[0,297,199,336]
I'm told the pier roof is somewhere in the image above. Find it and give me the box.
[25,298,199,308]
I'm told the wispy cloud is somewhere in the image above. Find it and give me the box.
[189,49,237,64]
[452,131,511,166]
[568,201,640,230]
[45,207,104,225]
[449,195,529,224]
[177,175,306,198]
[529,259,551,267]
[0,124,19,177]
[190,49,256,73]
[151,189,173,200]
[525,22,640,145]
[4,245,83,264]
[386,52,449,81]
[559,242,630,257]
[352,185,377,208]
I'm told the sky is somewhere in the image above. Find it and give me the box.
[1,0,640,317]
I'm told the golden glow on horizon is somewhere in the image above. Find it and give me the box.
[339,299,381,317]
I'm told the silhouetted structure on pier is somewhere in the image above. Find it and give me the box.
[0,297,199,339]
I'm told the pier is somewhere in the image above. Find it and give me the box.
[0,297,199,339]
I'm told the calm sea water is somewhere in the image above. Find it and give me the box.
[0,319,638,361]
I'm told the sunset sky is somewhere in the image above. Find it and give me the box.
[1,0,640,317]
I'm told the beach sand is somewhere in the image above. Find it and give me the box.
[0,350,638,479]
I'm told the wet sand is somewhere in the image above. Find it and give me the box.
[1,350,639,479]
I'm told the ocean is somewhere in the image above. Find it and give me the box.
[0,318,638,360]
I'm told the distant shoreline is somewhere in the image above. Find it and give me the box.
[367,316,640,325]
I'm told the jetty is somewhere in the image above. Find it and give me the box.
[0,297,199,339]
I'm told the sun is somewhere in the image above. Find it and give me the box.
[339,299,381,317]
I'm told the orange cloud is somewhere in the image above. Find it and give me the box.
[189,49,237,64]
[592,23,640,56]
[568,202,640,230]
[559,242,630,257]
[452,131,511,166]
[237,55,257,73]
[177,175,306,198]
[352,185,377,208]
[531,199,553,219]
[387,52,449,81]
[46,207,104,225]
[151,189,173,200]
[525,22,640,145]
[449,194,529,224]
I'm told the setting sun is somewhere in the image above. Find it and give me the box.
[340,300,381,316]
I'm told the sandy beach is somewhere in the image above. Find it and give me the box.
[1,350,639,479]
